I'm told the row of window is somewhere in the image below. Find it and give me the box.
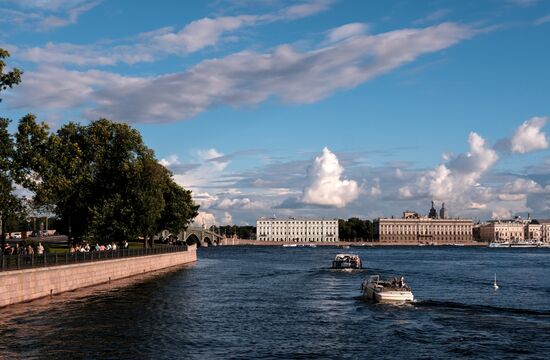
[259,237,336,241]
[257,221,337,225]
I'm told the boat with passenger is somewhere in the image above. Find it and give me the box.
[331,254,362,269]
[361,275,414,303]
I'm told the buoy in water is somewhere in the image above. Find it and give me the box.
[493,273,499,290]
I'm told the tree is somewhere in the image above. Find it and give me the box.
[338,218,373,241]
[13,117,199,244]
[0,49,22,102]
[157,180,199,237]
[0,48,23,249]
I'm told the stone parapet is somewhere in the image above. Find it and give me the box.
[0,245,196,307]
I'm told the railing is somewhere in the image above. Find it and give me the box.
[0,245,188,272]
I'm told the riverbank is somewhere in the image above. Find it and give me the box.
[0,245,197,307]
[220,239,487,247]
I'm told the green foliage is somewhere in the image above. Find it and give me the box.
[211,225,257,239]
[13,117,199,243]
[0,49,22,102]
[339,218,373,241]
[157,180,199,237]
[0,49,197,244]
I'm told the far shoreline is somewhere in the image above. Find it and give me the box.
[218,239,488,247]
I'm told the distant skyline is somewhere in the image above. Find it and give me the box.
[1,0,549,225]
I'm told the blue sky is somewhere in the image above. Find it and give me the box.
[1,0,550,225]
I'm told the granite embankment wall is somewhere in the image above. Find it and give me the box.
[221,239,486,246]
[0,245,197,307]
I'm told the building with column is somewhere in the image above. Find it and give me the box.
[478,216,546,243]
[256,217,339,242]
[479,220,525,242]
[373,202,473,244]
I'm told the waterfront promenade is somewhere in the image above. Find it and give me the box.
[0,245,197,307]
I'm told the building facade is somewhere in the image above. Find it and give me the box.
[256,217,339,242]
[479,218,547,243]
[373,202,473,244]
[539,220,550,242]
[479,221,525,242]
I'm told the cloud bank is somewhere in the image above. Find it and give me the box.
[11,22,474,123]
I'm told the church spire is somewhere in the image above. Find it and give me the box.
[429,200,438,219]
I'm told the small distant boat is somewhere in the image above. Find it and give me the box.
[361,275,414,303]
[282,244,297,247]
[332,254,362,269]
[493,273,499,290]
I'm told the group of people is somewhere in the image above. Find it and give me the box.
[2,240,130,256]
[70,240,129,253]
[390,276,407,289]
[3,242,44,256]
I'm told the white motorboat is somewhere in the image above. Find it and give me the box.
[488,242,510,248]
[361,275,414,303]
[332,254,362,269]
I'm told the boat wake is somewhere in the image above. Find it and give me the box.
[414,300,550,317]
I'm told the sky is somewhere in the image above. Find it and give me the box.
[1,0,550,226]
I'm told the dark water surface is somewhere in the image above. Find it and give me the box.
[1,246,550,359]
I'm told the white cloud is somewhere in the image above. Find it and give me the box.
[510,116,548,154]
[197,148,224,160]
[395,168,404,178]
[469,202,487,209]
[370,178,381,196]
[11,22,473,123]
[17,1,331,65]
[535,14,550,25]
[326,23,368,43]
[222,212,233,225]
[193,192,218,209]
[502,178,542,194]
[422,132,498,201]
[282,0,332,19]
[302,147,359,208]
[217,197,263,209]
[399,186,413,199]
[492,207,512,220]
[193,211,216,227]
[1,0,100,30]
[197,148,229,170]
[159,154,180,167]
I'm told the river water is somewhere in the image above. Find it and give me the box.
[1,246,550,359]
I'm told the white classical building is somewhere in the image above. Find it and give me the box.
[256,217,339,242]
[373,202,473,244]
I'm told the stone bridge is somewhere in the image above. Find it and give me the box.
[178,227,224,247]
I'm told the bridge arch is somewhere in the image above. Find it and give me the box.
[186,234,202,247]
[203,237,213,246]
